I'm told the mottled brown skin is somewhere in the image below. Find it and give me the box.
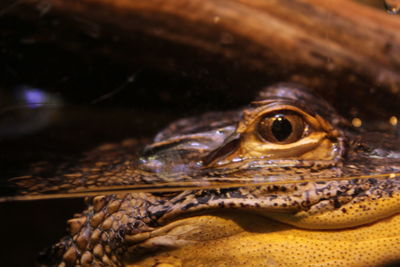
[3,83,400,266]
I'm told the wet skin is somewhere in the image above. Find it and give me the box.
[3,83,400,266]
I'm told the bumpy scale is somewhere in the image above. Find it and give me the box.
[4,83,400,267]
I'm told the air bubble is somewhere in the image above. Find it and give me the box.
[389,116,398,126]
[351,117,362,128]
[384,0,400,15]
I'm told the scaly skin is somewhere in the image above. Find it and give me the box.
[130,211,400,267]
[3,83,400,266]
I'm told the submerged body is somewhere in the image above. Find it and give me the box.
[4,83,400,266]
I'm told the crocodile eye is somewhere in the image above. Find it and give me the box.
[257,112,305,144]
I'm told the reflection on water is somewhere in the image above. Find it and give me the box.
[0,85,62,138]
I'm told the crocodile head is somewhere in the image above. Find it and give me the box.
[130,83,400,266]
[137,83,400,228]
[2,83,400,266]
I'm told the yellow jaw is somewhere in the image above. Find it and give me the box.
[129,210,400,267]
[268,192,400,229]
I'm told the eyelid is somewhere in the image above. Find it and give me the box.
[238,104,321,134]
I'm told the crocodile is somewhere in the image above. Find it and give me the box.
[2,83,400,266]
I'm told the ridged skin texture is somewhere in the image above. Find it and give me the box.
[9,84,399,266]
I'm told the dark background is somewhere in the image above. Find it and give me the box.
[0,12,270,267]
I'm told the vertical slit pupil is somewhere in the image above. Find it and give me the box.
[272,116,292,141]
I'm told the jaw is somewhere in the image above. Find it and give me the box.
[262,131,400,230]
[126,210,400,267]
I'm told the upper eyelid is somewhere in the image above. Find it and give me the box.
[238,103,324,135]
[251,100,316,117]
